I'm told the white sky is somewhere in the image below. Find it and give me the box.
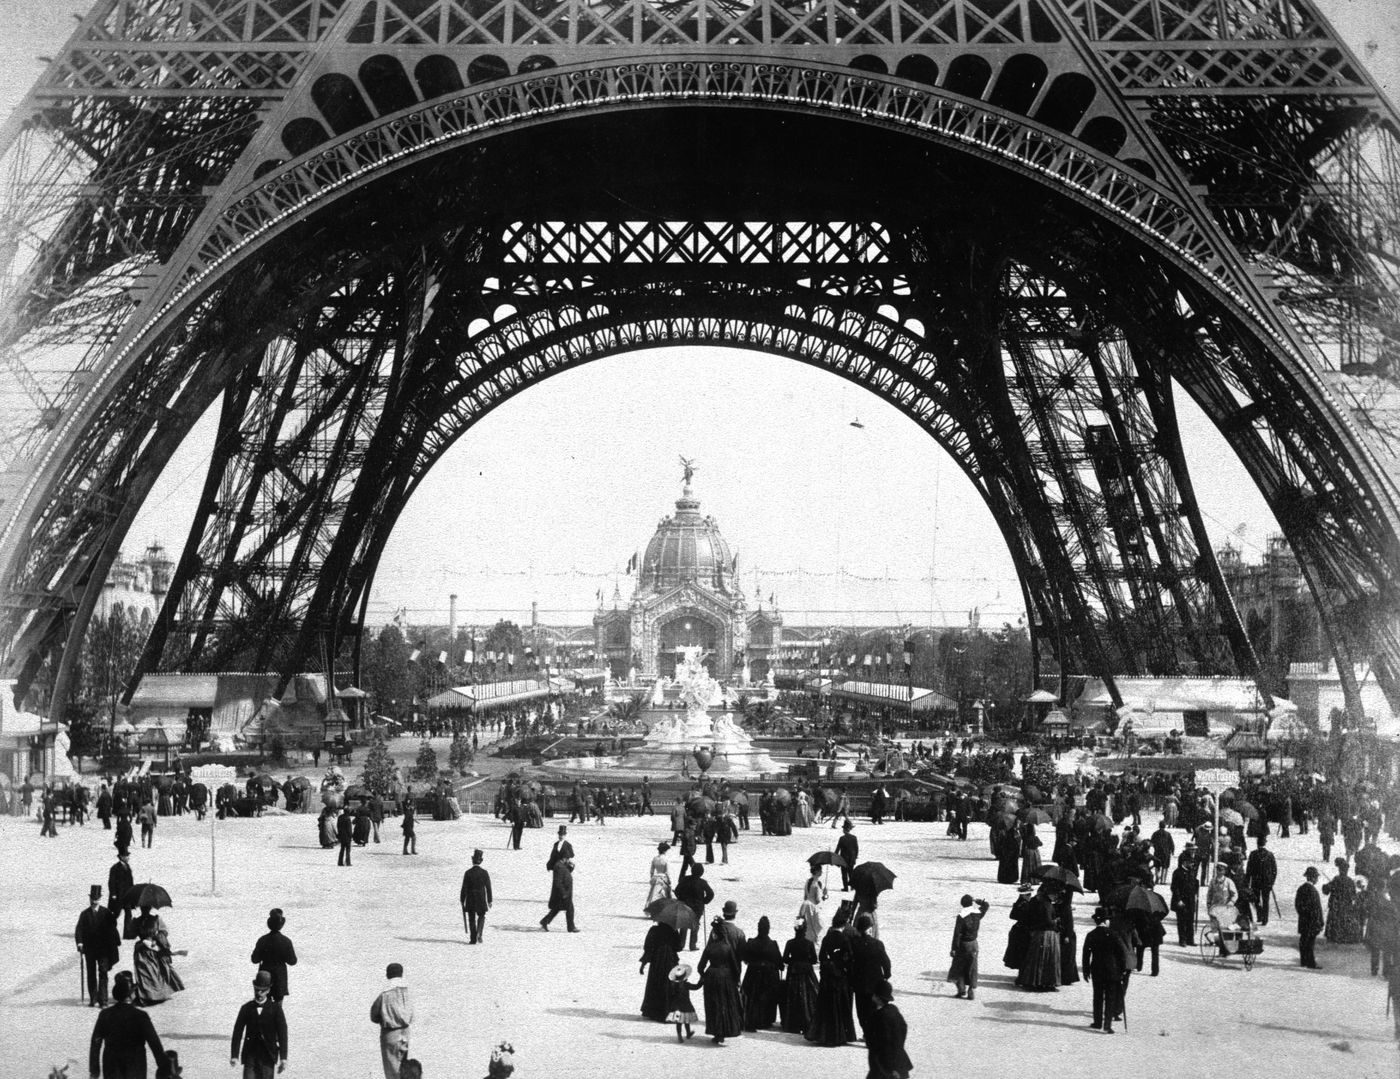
[1,0,1397,630]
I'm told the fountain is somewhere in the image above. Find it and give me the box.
[542,646,783,779]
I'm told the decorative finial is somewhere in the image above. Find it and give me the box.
[679,455,697,492]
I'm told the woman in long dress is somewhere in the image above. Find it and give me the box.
[1052,887,1079,985]
[794,790,814,828]
[1323,858,1364,943]
[741,916,784,1031]
[130,909,185,1005]
[1013,887,1061,991]
[805,913,856,1045]
[645,843,673,912]
[1020,822,1043,883]
[640,923,682,1021]
[997,823,1022,885]
[781,920,819,1035]
[696,920,744,1044]
[798,864,826,943]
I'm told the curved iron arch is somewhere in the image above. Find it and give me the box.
[2,55,1395,717]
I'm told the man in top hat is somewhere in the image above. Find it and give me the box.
[1195,821,1216,886]
[1245,834,1278,926]
[250,909,298,1001]
[716,899,746,954]
[76,883,121,1006]
[1295,866,1324,969]
[1081,907,1132,1034]
[108,850,134,939]
[231,970,288,1078]
[545,825,574,872]
[89,970,167,1078]
[835,819,859,892]
[460,850,493,944]
[1169,850,1199,946]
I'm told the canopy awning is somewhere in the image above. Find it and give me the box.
[828,681,956,713]
[548,676,577,693]
[130,674,218,709]
[1074,676,1288,714]
[426,680,550,712]
[565,668,608,684]
[1040,709,1070,727]
[1023,689,1059,704]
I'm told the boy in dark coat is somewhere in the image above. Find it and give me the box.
[948,895,990,999]
[89,970,167,1078]
[231,970,289,1078]
[864,980,912,1079]
[1081,907,1132,1033]
[250,908,298,1001]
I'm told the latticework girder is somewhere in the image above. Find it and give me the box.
[0,0,1396,721]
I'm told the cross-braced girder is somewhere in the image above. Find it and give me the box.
[0,0,1396,721]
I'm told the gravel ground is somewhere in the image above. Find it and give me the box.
[2,777,1396,1078]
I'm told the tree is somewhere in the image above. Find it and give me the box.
[65,703,104,769]
[448,734,474,775]
[482,620,525,676]
[360,734,400,798]
[77,608,147,730]
[410,738,440,781]
[363,624,413,717]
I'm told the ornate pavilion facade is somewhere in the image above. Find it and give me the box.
[594,475,782,683]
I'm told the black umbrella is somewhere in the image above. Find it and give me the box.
[1104,884,1168,915]
[808,851,848,869]
[646,898,699,933]
[1031,864,1085,893]
[850,861,896,896]
[122,883,173,910]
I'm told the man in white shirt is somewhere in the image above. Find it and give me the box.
[370,962,413,1079]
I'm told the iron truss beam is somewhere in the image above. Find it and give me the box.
[0,0,1397,721]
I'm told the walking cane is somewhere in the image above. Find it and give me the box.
[79,955,85,1004]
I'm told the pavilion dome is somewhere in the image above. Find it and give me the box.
[638,485,734,595]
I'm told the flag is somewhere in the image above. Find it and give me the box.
[885,651,892,668]
[768,592,774,606]
[848,653,857,666]
[627,551,638,573]
[409,647,421,664]
[731,552,738,573]
[863,654,872,667]
[464,649,474,665]
[507,653,515,669]
[903,639,914,671]
[436,650,446,665]
[596,588,603,604]
[488,650,497,662]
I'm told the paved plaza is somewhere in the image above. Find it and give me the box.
[1,798,1396,1078]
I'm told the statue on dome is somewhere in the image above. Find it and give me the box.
[679,455,697,488]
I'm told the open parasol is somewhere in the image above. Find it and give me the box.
[1218,808,1245,828]
[1235,801,1260,820]
[1104,883,1169,916]
[122,883,173,910]
[1089,812,1114,833]
[808,851,848,868]
[1031,864,1085,893]
[850,861,896,897]
[1020,807,1053,825]
[646,898,699,933]
[772,788,792,807]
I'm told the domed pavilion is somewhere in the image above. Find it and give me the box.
[594,464,781,682]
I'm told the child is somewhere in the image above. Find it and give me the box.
[948,894,990,999]
[666,962,701,1042]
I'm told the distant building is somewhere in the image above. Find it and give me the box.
[95,542,174,626]
[594,471,781,683]
[1216,536,1325,688]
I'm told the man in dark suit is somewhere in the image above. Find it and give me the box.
[337,807,354,866]
[108,850,133,938]
[1081,907,1132,1033]
[850,912,892,1038]
[539,856,577,932]
[76,884,121,1006]
[864,980,911,1079]
[89,970,167,1078]
[250,908,298,1001]
[231,970,289,1078]
[674,864,713,951]
[460,849,493,944]
[1170,851,1199,945]
[835,819,859,891]
[1295,865,1324,968]
[545,825,574,871]
[1246,835,1278,926]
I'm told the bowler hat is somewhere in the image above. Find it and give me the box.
[722,899,738,915]
[253,970,273,990]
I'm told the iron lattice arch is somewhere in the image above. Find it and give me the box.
[0,0,1396,719]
